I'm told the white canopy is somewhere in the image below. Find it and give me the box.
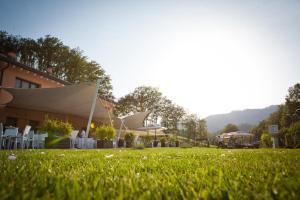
[2,83,111,120]
[137,124,163,131]
[220,132,253,138]
[114,111,151,130]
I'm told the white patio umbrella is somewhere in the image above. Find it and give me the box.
[137,124,166,141]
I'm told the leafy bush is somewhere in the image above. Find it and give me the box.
[288,121,300,135]
[260,132,272,147]
[96,125,116,140]
[141,134,152,146]
[118,138,125,147]
[168,135,176,144]
[160,137,166,143]
[134,143,145,149]
[124,132,135,143]
[39,119,73,136]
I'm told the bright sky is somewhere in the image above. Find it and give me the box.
[1,0,299,117]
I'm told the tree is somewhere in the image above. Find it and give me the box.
[181,115,208,146]
[160,101,185,132]
[251,120,267,138]
[284,83,300,126]
[260,132,272,147]
[183,114,198,140]
[222,123,239,133]
[250,83,300,147]
[0,31,20,53]
[115,86,186,132]
[18,37,38,67]
[238,123,253,132]
[115,86,163,118]
[35,35,65,72]
[197,119,208,140]
[288,121,300,147]
[285,83,300,114]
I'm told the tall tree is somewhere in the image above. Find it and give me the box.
[197,119,208,140]
[250,83,300,147]
[160,100,185,131]
[18,37,38,67]
[285,83,300,124]
[183,114,198,140]
[0,31,20,53]
[115,86,186,129]
[222,123,239,133]
[115,86,163,117]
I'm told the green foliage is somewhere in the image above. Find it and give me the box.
[285,83,300,115]
[160,99,185,131]
[141,134,152,145]
[124,132,135,143]
[251,83,300,147]
[288,122,300,147]
[183,115,208,141]
[222,123,239,133]
[96,125,116,140]
[134,143,145,149]
[251,120,267,137]
[288,121,300,135]
[115,86,162,116]
[260,133,272,147]
[160,136,166,143]
[0,149,299,199]
[114,87,185,131]
[0,31,114,100]
[168,135,176,143]
[238,123,253,132]
[39,119,73,136]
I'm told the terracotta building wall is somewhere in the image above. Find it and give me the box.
[1,62,65,88]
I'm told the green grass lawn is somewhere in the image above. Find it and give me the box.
[0,148,299,200]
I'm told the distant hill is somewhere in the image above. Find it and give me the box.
[205,105,279,133]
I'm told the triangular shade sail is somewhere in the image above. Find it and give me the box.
[2,83,111,120]
[113,111,151,130]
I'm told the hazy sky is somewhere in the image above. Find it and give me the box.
[1,0,299,117]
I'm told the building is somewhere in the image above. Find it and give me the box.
[0,52,114,131]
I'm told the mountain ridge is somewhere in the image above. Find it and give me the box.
[205,105,279,132]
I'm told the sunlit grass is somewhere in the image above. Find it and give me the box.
[0,148,299,199]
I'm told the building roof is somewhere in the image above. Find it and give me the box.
[220,131,253,137]
[0,53,70,85]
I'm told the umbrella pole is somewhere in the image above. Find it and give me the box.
[86,79,101,138]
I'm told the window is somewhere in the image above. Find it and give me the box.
[15,78,40,89]
[5,117,18,127]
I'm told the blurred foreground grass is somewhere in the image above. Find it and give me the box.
[0,148,299,199]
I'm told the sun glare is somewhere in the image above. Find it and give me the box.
[148,19,273,116]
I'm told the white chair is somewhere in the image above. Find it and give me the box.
[69,130,79,148]
[34,133,48,148]
[86,138,95,149]
[0,123,4,149]
[78,137,86,149]
[26,130,35,149]
[19,125,31,149]
[3,127,19,149]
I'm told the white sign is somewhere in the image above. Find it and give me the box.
[268,125,279,135]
